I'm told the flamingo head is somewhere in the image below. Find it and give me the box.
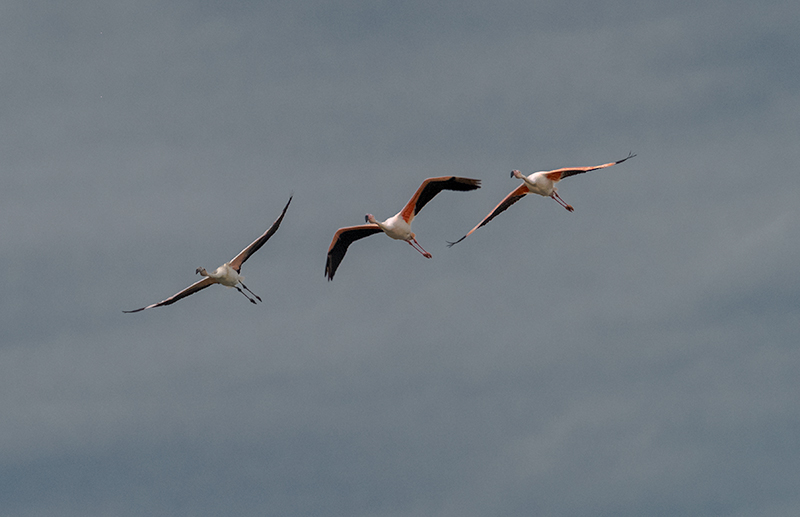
[365,213,376,224]
[510,169,522,179]
[196,267,207,276]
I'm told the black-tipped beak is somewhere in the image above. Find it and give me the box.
[509,170,515,178]
[364,214,369,223]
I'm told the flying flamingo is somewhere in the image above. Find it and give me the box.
[447,153,635,246]
[124,195,292,312]
[325,176,481,280]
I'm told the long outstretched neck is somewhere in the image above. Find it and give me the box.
[365,213,384,230]
[512,169,537,188]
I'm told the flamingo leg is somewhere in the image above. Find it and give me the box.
[240,282,262,302]
[408,239,432,258]
[235,285,258,304]
[552,192,574,212]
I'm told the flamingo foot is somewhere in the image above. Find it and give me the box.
[241,283,262,302]
[565,205,574,212]
[409,238,432,258]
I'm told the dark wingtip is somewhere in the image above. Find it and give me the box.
[446,236,466,248]
[461,177,481,190]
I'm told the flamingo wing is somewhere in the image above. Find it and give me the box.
[547,152,636,181]
[447,184,530,246]
[123,277,216,313]
[229,195,292,272]
[325,224,384,281]
[400,176,481,223]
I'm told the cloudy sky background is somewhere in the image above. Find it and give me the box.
[2,0,799,515]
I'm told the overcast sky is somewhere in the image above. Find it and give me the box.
[2,1,799,515]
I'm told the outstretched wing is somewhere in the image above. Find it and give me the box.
[447,184,530,247]
[400,176,481,223]
[229,195,293,272]
[547,152,636,181]
[325,224,384,281]
[123,277,216,313]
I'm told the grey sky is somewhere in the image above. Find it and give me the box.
[2,1,799,515]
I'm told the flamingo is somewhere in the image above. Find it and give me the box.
[447,153,635,246]
[124,195,292,312]
[325,176,481,280]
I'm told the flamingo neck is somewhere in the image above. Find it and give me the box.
[366,214,384,229]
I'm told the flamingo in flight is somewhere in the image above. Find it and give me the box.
[124,195,292,312]
[325,176,481,281]
[447,153,635,246]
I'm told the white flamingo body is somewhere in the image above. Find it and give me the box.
[448,153,635,246]
[124,195,292,313]
[517,171,557,197]
[199,263,243,288]
[368,213,413,241]
[325,176,481,281]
